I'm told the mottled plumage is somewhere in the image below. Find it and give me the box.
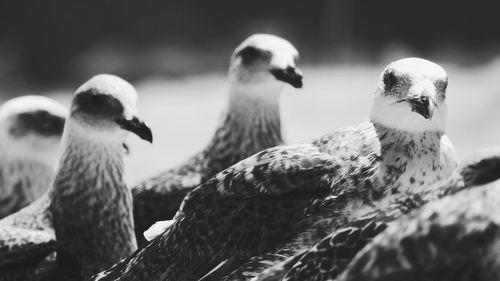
[0,75,152,281]
[132,34,303,246]
[252,147,500,281]
[337,148,500,281]
[91,58,457,281]
[0,96,66,218]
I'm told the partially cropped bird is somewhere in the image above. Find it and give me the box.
[91,57,457,281]
[0,74,152,281]
[0,96,66,218]
[132,33,303,246]
[253,147,500,281]
[337,147,500,281]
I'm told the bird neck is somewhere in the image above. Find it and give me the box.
[49,125,136,279]
[372,121,456,194]
[0,159,54,217]
[202,83,283,174]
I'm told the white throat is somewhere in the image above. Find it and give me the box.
[369,95,446,133]
[228,79,283,111]
[62,118,126,147]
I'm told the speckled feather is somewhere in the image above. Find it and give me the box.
[0,162,54,219]
[132,34,303,247]
[0,134,136,281]
[132,102,283,246]
[91,58,457,281]
[256,147,500,281]
[0,75,145,281]
[339,179,500,281]
[0,96,66,218]
[250,149,500,281]
[91,122,456,281]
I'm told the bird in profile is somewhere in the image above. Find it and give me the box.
[90,57,457,281]
[0,74,153,281]
[0,95,66,218]
[337,147,500,281]
[253,147,500,281]
[132,33,303,246]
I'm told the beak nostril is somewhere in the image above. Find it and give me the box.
[420,96,429,104]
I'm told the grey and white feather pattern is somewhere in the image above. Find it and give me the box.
[252,147,500,281]
[132,33,303,247]
[337,148,500,281]
[0,74,152,281]
[0,96,66,218]
[90,58,457,281]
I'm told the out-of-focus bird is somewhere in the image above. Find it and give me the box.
[132,33,303,247]
[253,147,500,281]
[0,74,153,281]
[90,58,457,281]
[0,96,66,218]
[337,147,500,281]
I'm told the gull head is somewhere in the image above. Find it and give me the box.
[229,34,302,92]
[0,95,66,165]
[69,74,152,143]
[370,58,449,133]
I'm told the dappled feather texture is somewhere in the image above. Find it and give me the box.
[220,122,455,281]
[0,161,54,218]
[92,144,339,281]
[339,180,500,281]
[248,149,500,281]
[0,140,135,281]
[92,120,456,281]
[49,140,136,279]
[132,103,283,246]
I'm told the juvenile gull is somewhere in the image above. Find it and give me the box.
[254,147,500,281]
[132,33,303,246]
[0,96,66,218]
[0,75,152,281]
[91,58,457,281]
[337,147,500,281]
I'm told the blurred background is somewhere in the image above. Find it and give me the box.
[0,0,499,183]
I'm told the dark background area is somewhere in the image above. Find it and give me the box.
[0,0,499,87]
[0,0,498,182]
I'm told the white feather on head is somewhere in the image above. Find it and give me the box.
[0,95,67,166]
[370,58,448,133]
[66,74,141,144]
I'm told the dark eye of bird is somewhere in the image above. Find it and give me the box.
[237,46,271,65]
[383,71,398,90]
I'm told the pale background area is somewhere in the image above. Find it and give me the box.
[40,61,500,184]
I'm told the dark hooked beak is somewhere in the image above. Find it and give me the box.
[270,66,303,88]
[115,117,153,143]
[402,96,433,120]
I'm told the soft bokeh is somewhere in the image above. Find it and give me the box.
[0,0,499,183]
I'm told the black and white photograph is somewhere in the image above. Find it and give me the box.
[0,0,499,280]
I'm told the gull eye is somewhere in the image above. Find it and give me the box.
[383,71,398,90]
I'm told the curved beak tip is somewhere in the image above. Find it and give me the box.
[408,96,433,120]
[115,117,153,143]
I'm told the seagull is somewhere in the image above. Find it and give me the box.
[337,147,500,281]
[0,74,152,281]
[132,33,303,247]
[252,147,500,281]
[90,57,457,281]
[0,96,66,218]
